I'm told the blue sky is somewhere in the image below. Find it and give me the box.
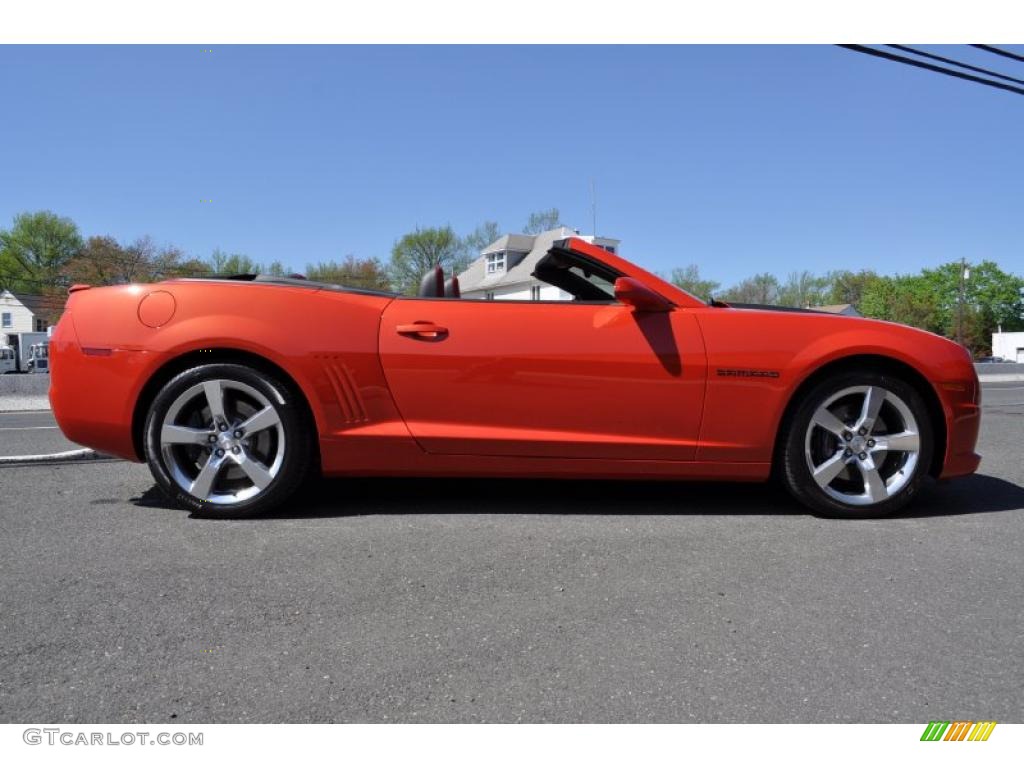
[1,45,1021,285]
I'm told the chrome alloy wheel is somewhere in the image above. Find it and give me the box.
[159,379,285,505]
[803,385,922,507]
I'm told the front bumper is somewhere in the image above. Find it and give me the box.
[938,379,982,479]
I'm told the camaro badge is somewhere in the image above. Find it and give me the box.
[716,368,781,379]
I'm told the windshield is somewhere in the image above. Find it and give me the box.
[532,247,622,301]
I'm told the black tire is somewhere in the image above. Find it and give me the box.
[778,370,934,518]
[143,363,313,518]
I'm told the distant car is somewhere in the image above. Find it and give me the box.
[49,237,981,519]
[974,356,1006,364]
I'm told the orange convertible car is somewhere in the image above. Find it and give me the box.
[50,237,980,518]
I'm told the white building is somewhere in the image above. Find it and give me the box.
[992,331,1024,363]
[457,226,620,301]
[0,290,50,341]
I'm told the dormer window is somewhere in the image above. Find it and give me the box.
[486,251,506,274]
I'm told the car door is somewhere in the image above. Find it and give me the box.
[378,297,707,461]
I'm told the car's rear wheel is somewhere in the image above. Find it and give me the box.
[779,371,934,518]
[144,363,312,518]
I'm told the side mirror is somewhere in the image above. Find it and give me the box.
[614,277,673,313]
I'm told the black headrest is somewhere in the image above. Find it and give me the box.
[444,275,460,298]
[418,265,445,298]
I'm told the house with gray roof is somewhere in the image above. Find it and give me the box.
[457,226,621,301]
[1,290,53,339]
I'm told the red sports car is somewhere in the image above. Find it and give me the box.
[49,237,980,519]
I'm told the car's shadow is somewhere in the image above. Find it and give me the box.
[131,472,1024,520]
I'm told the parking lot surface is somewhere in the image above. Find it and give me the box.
[0,410,80,456]
[0,384,1021,723]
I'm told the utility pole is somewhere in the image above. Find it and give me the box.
[590,179,597,237]
[956,258,969,347]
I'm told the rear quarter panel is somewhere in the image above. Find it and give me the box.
[52,281,400,460]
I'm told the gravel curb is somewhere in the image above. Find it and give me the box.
[0,375,50,396]
[0,448,120,467]
[0,395,51,412]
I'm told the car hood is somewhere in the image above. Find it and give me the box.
[710,301,973,373]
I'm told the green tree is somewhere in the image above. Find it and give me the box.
[64,235,127,285]
[959,304,993,354]
[925,260,1024,336]
[306,255,391,290]
[460,220,501,260]
[136,238,197,281]
[778,270,830,308]
[823,269,881,308]
[859,274,941,332]
[923,261,1024,353]
[170,256,216,278]
[0,210,83,291]
[669,264,720,300]
[720,273,781,305]
[388,226,465,295]
[207,249,261,275]
[66,235,214,285]
[858,261,1024,353]
[523,208,561,235]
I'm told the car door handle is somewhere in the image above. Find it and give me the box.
[396,322,448,339]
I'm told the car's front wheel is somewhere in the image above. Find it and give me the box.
[779,371,934,518]
[143,363,312,518]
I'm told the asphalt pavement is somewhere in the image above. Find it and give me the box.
[0,384,1021,723]
[0,410,81,456]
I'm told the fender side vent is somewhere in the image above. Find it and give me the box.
[321,361,368,424]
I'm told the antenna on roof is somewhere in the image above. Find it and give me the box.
[590,179,597,237]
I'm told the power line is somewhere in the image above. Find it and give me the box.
[0,269,222,292]
[886,44,1024,86]
[838,44,1024,97]
[970,44,1024,64]
[0,274,63,289]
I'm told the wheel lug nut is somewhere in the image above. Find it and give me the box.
[858,452,867,460]
[215,448,225,457]
[231,446,241,454]
[867,439,875,448]
[843,449,852,457]
[207,434,217,443]
[858,427,867,436]
[842,431,852,441]
[233,429,244,438]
